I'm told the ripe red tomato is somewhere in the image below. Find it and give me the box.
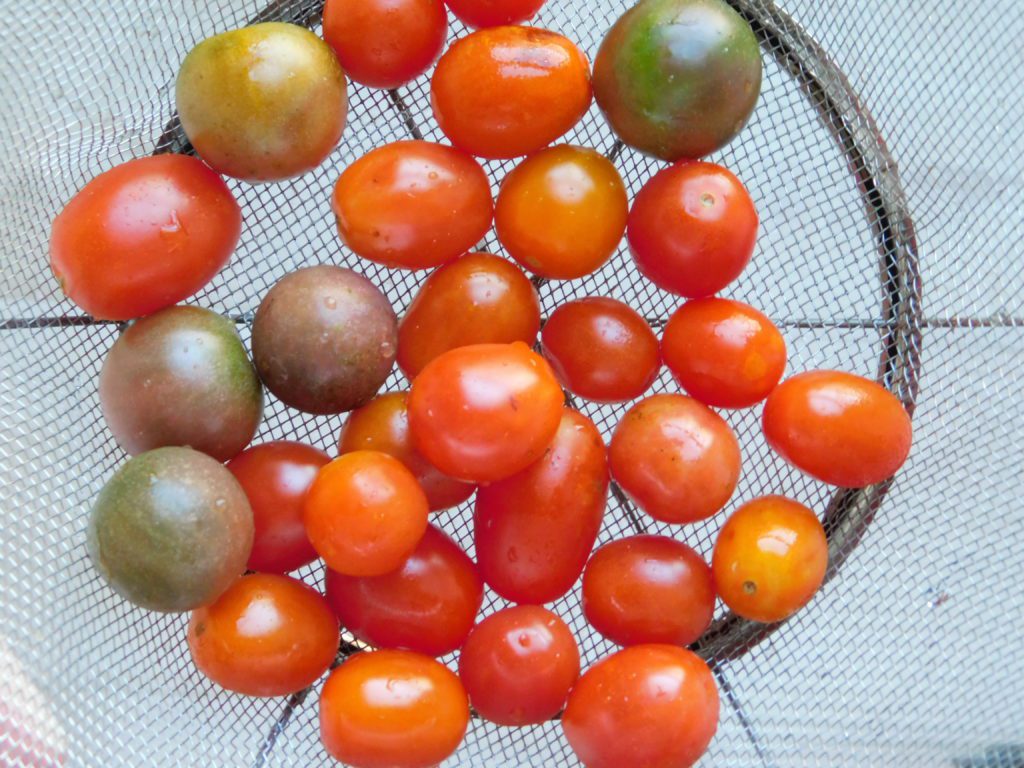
[495,145,627,279]
[458,605,580,725]
[397,253,541,379]
[445,0,546,27]
[49,155,240,320]
[338,392,475,511]
[431,26,592,159]
[609,394,740,524]
[582,535,714,647]
[628,160,757,298]
[304,451,428,576]
[408,342,565,483]
[332,140,493,270]
[325,525,483,657]
[227,442,329,574]
[712,495,828,623]
[323,0,447,89]
[187,573,339,697]
[562,645,719,768]
[541,297,660,403]
[662,297,786,409]
[475,408,607,603]
[320,650,469,768]
[762,370,912,487]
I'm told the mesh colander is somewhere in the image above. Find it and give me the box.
[1,0,1022,765]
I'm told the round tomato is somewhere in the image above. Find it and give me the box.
[712,495,828,623]
[762,370,912,487]
[458,605,579,725]
[320,650,469,768]
[226,442,328,574]
[562,645,719,768]
[188,573,339,697]
[662,297,786,409]
[332,141,493,270]
[338,392,475,511]
[49,155,240,321]
[445,0,546,27]
[541,297,660,403]
[582,535,714,647]
[323,0,447,89]
[475,408,607,604]
[628,160,758,298]
[325,525,482,657]
[397,252,540,379]
[609,394,740,524]
[304,451,428,576]
[408,342,564,483]
[496,145,627,279]
[431,26,592,159]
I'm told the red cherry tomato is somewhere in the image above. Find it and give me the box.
[397,253,541,379]
[323,0,447,89]
[496,145,627,279]
[458,605,580,725]
[475,408,607,603]
[320,650,469,768]
[187,573,339,697]
[541,297,660,403]
[662,297,786,409]
[227,442,329,574]
[609,394,740,524]
[562,645,719,768]
[304,451,429,576]
[338,392,475,511]
[762,370,912,487]
[408,342,564,483]
[50,155,240,320]
[431,26,592,159]
[332,141,493,270]
[582,535,714,647]
[628,160,757,298]
[325,525,483,657]
[445,0,546,28]
[712,495,828,623]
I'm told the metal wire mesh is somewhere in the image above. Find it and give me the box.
[0,0,1022,765]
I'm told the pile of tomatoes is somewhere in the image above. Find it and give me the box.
[54,0,914,765]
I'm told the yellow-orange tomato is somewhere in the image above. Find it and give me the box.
[712,496,828,623]
[496,146,627,279]
[431,26,592,159]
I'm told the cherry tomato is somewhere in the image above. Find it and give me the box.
[582,535,714,647]
[187,573,339,697]
[332,141,493,270]
[495,145,627,279]
[762,370,913,487]
[323,0,447,89]
[397,253,540,379]
[338,392,475,511]
[609,394,740,524]
[304,451,428,576]
[445,0,546,28]
[431,26,592,159]
[227,442,329,574]
[49,155,240,321]
[320,650,469,768]
[408,342,564,483]
[662,297,786,409]
[562,645,719,768]
[628,160,758,298]
[712,495,828,623]
[475,408,607,603]
[325,525,483,657]
[458,605,579,725]
[541,297,660,403]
